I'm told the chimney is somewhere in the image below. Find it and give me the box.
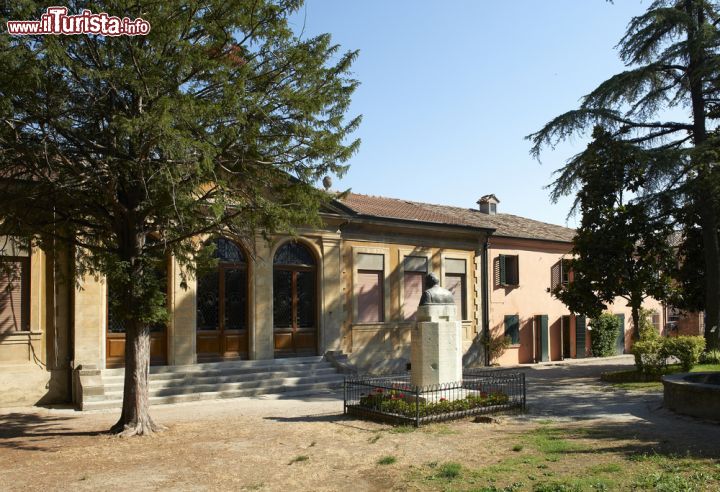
[477,194,499,215]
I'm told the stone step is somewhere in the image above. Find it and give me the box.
[101,363,334,383]
[99,373,345,398]
[82,379,343,411]
[101,355,325,377]
[101,367,339,390]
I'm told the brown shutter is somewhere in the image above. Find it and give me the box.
[403,271,424,321]
[0,258,29,333]
[356,270,383,323]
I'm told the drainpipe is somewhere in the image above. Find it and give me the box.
[481,236,490,366]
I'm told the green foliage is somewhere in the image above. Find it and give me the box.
[632,309,666,374]
[358,389,509,418]
[699,349,720,364]
[664,336,706,372]
[550,129,676,337]
[484,335,512,365]
[632,337,669,375]
[437,462,462,479]
[633,332,706,374]
[589,313,620,358]
[376,455,396,466]
[528,0,720,351]
[0,0,360,328]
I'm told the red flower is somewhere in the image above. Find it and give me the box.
[440,397,447,402]
[376,389,384,393]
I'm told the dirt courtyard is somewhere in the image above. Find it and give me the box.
[2,357,719,491]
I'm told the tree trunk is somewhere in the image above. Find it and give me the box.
[110,317,164,436]
[700,195,720,350]
[686,1,720,350]
[110,225,165,436]
[631,302,641,342]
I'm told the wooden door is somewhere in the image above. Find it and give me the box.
[106,287,167,369]
[273,242,318,357]
[196,238,249,362]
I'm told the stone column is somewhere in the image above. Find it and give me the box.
[168,256,196,366]
[73,273,105,369]
[411,304,462,387]
[253,237,274,360]
[321,235,343,353]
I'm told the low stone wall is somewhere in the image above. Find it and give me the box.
[662,372,720,422]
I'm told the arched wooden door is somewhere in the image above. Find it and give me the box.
[196,238,249,361]
[273,242,318,357]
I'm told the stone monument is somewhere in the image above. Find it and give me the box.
[411,273,463,388]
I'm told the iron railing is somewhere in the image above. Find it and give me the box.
[344,371,526,427]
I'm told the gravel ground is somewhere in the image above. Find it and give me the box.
[1,356,718,491]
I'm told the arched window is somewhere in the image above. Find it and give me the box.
[273,242,317,356]
[196,238,248,332]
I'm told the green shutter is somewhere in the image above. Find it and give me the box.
[539,314,549,362]
[504,314,520,344]
[576,315,586,358]
[615,314,625,355]
[499,255,507,286]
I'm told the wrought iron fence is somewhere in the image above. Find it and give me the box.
[344,371,526,427]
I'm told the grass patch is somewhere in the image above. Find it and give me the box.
[377,455,397,465]
[409,425,720,491]
[288,455,309,465]
[437,461,462,479]
[368,433,381,444]
[389,425,415,434]
[588,463,622,474]
[602,363,720,391]
[523,426,584,456]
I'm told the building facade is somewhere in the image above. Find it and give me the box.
[0,193,665,408]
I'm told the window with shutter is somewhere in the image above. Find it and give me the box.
[403,271,424,321]
[0,258,29,333]
[356,270,383,323]
[504,314,520,344]
[497,255,519,286]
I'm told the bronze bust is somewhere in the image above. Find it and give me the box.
[419,272,455,305]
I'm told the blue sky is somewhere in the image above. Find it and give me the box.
[292,1,660,227]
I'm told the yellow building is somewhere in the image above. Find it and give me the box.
[0,193,665,409]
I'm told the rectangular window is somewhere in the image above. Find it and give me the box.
[651,312,661,332]
[561,259,571,286]
[504,314,520,344]
[0,257,30,333]
[355,253,384,323]
[496,254,519,286]
[444,258,467,320]
[403,256,427,321]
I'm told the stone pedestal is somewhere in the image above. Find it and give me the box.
[411,304,462,388]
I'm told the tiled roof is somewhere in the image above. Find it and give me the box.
[337,193,576,243]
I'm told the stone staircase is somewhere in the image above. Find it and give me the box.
[80,356,346,411]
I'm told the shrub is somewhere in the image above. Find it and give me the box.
[664,336,705,372]
[484,335,512,365]
[632,309,667,374]
[589,313,620,358]
[700,349,720,364]
[631,337,667,375]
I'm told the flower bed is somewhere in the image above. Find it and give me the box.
[344,371,525,427]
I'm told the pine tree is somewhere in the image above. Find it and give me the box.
[528,0,720,349]
[0,0,360,435]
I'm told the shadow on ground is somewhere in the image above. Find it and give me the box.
[0,412,105,452]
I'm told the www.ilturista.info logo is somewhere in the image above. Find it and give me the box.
[6,7,151,36]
